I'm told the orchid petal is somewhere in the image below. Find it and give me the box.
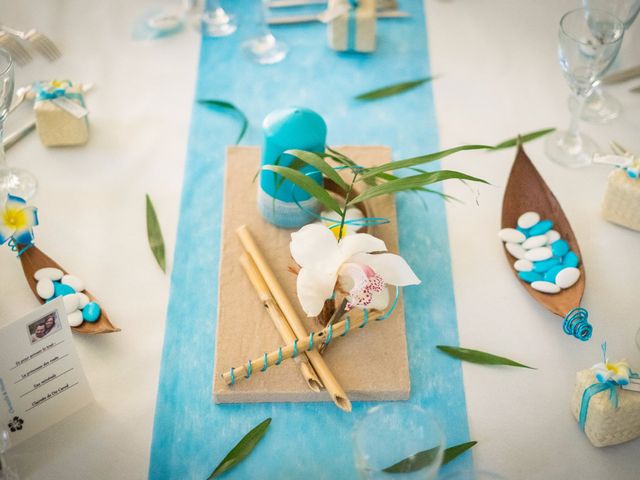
[350,252,420,286]
[367,286,390,311]
[290,224,341,272]
[296,267,337,317]
[338,233,387,261]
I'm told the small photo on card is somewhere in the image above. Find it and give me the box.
[0,298,93,448]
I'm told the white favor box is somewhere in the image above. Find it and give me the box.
[34,85,89,147]
[602,169,640,232]
[570,370,640,447]
[328,0,376,53]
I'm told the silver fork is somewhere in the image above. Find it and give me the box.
[0,31,32,65]
[0,24,61,61]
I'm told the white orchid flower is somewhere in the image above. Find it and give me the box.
[290,223,420,317]
[314,207,364,238]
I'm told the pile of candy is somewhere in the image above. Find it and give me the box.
[499,211,581,294]
[34,267,101,327]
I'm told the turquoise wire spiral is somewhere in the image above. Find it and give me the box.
[341,317,350,337]
[261,353,268,371]
[275,347,283,365]
[324,325,333,346]
[292,339,299,358]
[229,368,235,385]
[563,308,592,341]
[245,360,252,378]
[308,332,314,350]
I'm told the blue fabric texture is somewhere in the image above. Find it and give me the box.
[149,1,472,477]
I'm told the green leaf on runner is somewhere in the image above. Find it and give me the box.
[436,346,535,369]
[198,99,248,144]
[208,418,272,479]
[145,194,166,273]
[382,441,478,474]
[262,165,343,215]
[492,128,556,150]
[355,77,435,101]
[286,149,350,191]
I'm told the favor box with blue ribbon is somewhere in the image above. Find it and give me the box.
[601,162,640,232]
[570,358,640,447]
[34,80,89,147]
[328,0,376,53]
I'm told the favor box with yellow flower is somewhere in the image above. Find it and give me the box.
[571,351,640,447]
[34,80,89,147]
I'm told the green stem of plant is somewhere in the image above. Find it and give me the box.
[337,171,358,241]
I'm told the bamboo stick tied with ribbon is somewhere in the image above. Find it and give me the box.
[235,224,352,412]
[239,252,323,392]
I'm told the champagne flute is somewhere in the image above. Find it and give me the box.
[545,8,624,168]
[570,0,640,124]
[0,48,38,200]
[200,0,237,37]
[241,0,288,64]
[353,404,445,480]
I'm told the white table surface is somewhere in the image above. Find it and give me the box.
[0,1,639,479]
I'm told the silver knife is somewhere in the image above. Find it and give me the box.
[602,65,640,85]
[268,9,410,24]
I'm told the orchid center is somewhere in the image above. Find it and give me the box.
[338,262,386,310]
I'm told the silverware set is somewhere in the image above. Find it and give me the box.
[0,23,61,65]
[266,0,410,25]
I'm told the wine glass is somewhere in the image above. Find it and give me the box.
[200,0,237,37]
[241,0,288,64]
[353,404,445,480]
[569,0,640,124]
[0,48,38,200]
[0,428,19,480]
[545,8,624,168]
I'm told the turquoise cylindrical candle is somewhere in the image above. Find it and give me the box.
[258,107,327,229]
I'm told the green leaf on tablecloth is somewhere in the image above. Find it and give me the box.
[208,417,272,479]
[262,165,343,215]
[145,194,166,273]
[382,441,478,473]
[198,99,248,144]
[491,128,556,150]
[348,170,488,205]
[355,77,435,101]
[437,346,535,369]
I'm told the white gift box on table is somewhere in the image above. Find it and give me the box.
[328,0,376,53]
[602,169,640,232]
[571,369,640,447]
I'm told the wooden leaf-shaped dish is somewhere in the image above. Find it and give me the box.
[19,245,120,334]
[501,145,585,318]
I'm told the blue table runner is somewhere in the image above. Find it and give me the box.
[150,1,472,477]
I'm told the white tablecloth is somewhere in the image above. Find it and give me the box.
[0,0,638,478]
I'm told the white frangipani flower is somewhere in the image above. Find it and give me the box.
[314,207,364,238]
[290,223,420,317]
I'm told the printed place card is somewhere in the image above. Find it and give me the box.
[622,377,640,393]
[0,298,93,447]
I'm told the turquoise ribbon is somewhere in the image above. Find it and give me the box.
[35,82,84,104]
[579,381,619,430]
[579,370,640,430]
[347,0,358,51]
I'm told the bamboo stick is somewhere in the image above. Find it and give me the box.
[239,252,323,392]
[235,225,352,413]
[222,314,358,387]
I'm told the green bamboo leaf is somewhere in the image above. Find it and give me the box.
[262,165,343,215]
[355,77,435,101]
[382,441,477,474]
[145,194,166,273]
[198,99,248,144]
[348,170,488,205]
[437,346,535,369]
[208,418,272,479]
[286,149,350,191]
[492,128,555,150]
[359,145,493,180]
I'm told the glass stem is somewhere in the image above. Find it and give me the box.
[566,93,585,144]
[0,125,7,168]
[259,0,272,37]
